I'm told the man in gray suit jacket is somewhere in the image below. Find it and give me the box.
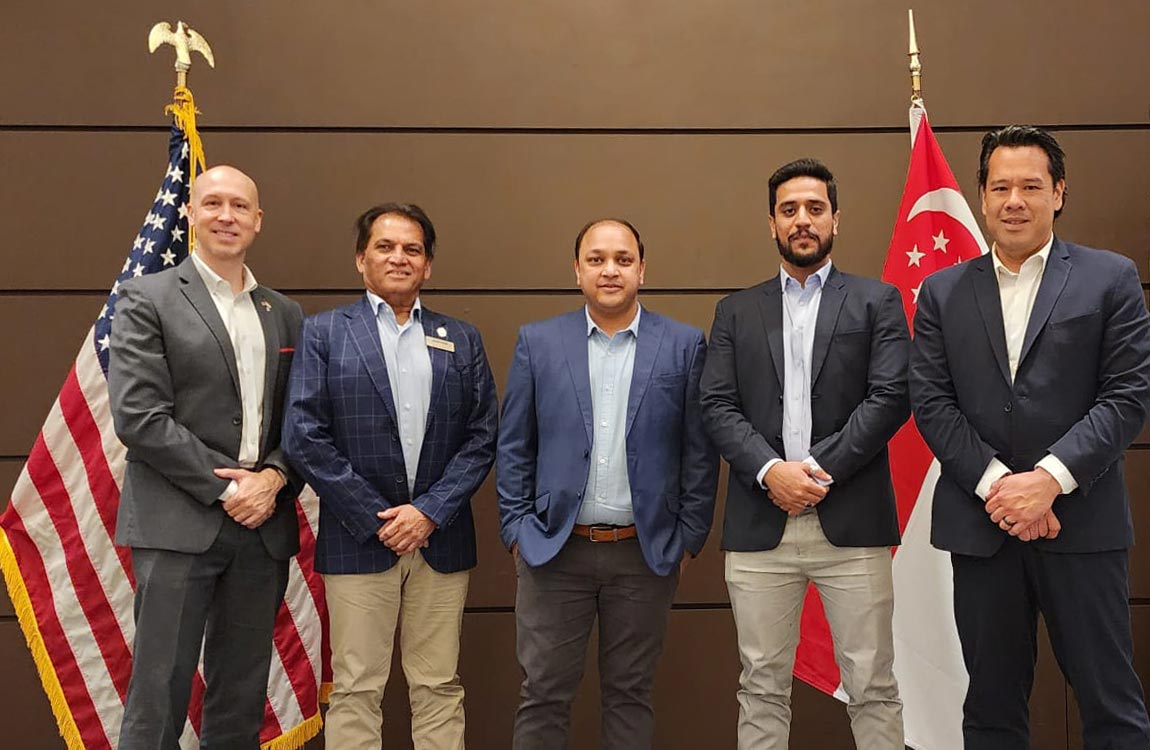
[700,159,908,749]
[109,165,304,750]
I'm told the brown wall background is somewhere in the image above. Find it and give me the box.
[2,1,1148,747]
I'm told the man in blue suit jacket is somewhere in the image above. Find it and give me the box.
[498,218,718,750]
[282,203,498,750]
[911,126,1150,748]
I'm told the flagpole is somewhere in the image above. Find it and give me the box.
[908,9,923,106]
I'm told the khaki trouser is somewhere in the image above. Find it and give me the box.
[323,552,470,750]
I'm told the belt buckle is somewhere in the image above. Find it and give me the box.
[588,524,616,543]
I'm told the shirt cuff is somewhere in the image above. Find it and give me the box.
[219,479,238,502]
[757,459,782,489]
[804,456,833,487]
[975,457,1011,501]
[1036,454,1078,495]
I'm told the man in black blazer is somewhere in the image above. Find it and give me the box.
[109,166,303,749]
[701,158,909,749]
[910,125,1150,748]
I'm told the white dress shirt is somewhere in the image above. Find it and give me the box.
[192,253,266,468]
[192,254,267,502]
[974,236,1077,499]
[757,262,833,490]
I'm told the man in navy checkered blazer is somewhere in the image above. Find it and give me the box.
[282,203,498,750]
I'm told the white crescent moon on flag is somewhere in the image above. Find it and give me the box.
[907,188,990,256]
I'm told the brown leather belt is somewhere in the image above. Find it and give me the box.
[571,524,638,543]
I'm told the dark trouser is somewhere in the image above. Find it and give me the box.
[512,536,679,750]
[952,540,1150,750]
[119,521,290,750]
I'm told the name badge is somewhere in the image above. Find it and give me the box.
[426,336,456,353]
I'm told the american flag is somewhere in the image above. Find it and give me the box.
[0,119,330,750]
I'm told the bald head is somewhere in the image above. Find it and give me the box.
[188,164,264,269]
[190,165,260,207]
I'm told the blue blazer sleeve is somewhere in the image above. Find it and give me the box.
[677,330,720,556]
[411,326,499,528]
[281,314,390,543]
[496,327,539,550]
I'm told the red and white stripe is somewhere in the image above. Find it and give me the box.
[2,324,328,750]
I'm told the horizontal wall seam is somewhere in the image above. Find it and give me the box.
[1,123,1148,136]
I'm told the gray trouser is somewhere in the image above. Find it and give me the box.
[512,535,679,750]
[119,521,289,750]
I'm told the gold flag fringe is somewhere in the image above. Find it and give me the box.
[0,527,86,750]
[261,711,323,750]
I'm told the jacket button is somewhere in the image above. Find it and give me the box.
[1004,403,1013,413]
[395,477,404,484]
[231,417,242,426]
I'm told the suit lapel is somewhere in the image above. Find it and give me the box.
[420,308,451,430]
[345,295,399,425]
[1018,239,1070,368]
[178,258,240,397]
[251,287,281,452]
[625,310,665,436]
[810,268,846,386]
[562,311,595,448]
[756,279,786,388]
[971,255,1013,386]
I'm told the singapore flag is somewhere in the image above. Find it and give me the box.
[793,104,988,750]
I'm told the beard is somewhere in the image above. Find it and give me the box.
[777,231,833,268]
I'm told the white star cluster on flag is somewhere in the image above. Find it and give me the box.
[93,129,194,373]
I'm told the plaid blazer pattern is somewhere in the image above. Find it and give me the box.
[283,295,498,574]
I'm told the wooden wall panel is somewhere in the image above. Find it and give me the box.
[3,129,1148,292]
[2,1,1147,128]
[0,621,62,749]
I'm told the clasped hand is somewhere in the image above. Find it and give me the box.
[377,505,435,555]
[984,469,1062,541]
[765,461,832,517]
[214,467,285,529]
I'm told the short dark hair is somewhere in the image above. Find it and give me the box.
[978,125,1067,218]
[354,203,437,258]
[573,218,645,260]
[768,158,838,214]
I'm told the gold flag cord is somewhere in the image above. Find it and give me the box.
[164,85,207,251]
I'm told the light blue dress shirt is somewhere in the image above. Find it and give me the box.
[758,261,834,489]
[367,292,433,497]
[576,305,641,526]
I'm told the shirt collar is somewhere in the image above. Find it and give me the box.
[585,303,642,338]
[192,252,257,296]
[367,290,422,325]
[992,235,1053,277]
[779,259,833,293]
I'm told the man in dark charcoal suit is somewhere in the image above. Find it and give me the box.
[700,158,909,749]
[110,165,304,750]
